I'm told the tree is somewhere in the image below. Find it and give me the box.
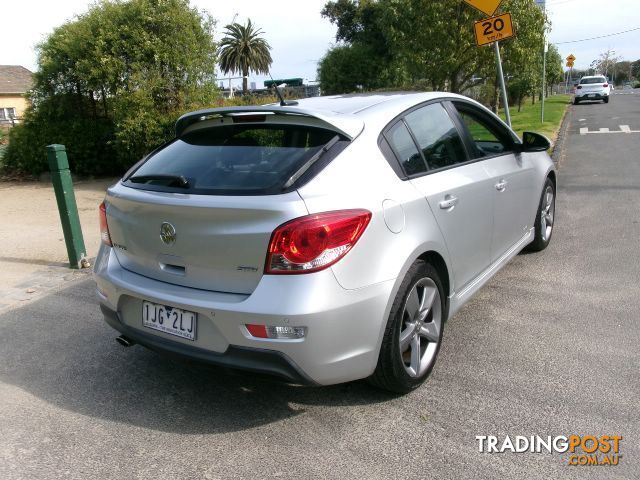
[632,59,640,79]
[318,0,546,101]
[219,19,273,93]
[545,43,563,95]
[318,44,385,94]
[3,0,218,175]
[590,49,619,77]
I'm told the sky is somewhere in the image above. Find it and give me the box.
[1,0,639,88]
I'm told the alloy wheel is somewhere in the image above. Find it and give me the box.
[540,185,555,242]
[399,277,442,378]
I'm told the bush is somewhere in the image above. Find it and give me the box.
[635,82,640,89]
[2,0,218,177]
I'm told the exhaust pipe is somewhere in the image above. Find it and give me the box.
[116,335,135,347]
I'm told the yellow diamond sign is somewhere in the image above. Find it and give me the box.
[464,0,503,16]
[566,54,576,62]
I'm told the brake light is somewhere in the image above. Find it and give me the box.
[603,83,609,87]
[576,85,582,89]
[265,209,372,274]
[99,201,112,246]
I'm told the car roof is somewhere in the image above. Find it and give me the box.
[176,91,506,140]
[283,91,467,120]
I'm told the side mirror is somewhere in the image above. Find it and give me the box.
[515,132,551,153]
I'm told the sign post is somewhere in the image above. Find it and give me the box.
[465,0,513,127]
[565,54,576,94]
[493,42,511,127]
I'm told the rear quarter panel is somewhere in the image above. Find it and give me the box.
[297,130,453,293]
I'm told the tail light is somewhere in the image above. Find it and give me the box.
[576,85,582,89]
[99,201,112,246]
[603,83,609,88]
[265,209,372,274]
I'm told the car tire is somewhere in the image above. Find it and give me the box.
[604,97,609,104]
[526,177,555,252]
[368,260,445,394]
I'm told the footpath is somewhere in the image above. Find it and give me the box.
[0,178,116,312]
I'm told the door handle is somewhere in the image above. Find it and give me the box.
[495,179,508,191]
[439,195,459,210]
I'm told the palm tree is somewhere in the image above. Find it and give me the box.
[219,19,273,93]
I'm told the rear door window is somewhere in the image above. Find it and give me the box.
[404,103,467,170]
[385,121,427,176]
[124,124,345,195]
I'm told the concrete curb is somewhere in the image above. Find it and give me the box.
[551,102,572,169]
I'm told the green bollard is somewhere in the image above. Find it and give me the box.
[47,144,89,269]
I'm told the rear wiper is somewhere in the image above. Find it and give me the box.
[129,174,190,188]
[283,135,341,189]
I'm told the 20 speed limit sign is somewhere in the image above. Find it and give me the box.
[473,13,514,47]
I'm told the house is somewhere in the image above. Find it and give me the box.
[0,65,33,125]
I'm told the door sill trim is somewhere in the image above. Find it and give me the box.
[449,228,534,317]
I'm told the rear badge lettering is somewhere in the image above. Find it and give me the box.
[237,266,259,272]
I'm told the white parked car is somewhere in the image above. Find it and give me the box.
[574,76,610,104]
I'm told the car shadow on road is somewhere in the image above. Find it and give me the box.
[0,278,397,434]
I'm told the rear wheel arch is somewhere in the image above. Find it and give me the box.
[374,246,452,362]
[417,251,450,315]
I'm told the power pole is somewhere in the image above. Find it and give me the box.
[539,0,547,123]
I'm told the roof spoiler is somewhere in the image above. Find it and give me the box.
[174,106,364,140]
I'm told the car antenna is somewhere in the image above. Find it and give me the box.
[268,72,298,107]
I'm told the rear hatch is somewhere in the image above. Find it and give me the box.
[579,77,607,93]
[105,189,306,294]
[105,115,352,295]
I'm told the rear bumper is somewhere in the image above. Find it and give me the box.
[94,245,395,385]
[100,303,316,384]
[575,91,608,99]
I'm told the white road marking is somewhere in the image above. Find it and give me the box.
[579,125,640,135]
[579,118,586,122]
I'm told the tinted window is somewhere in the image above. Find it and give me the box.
[458,110,509,157]
[404,103,466,170]
[386,121,426,176]
[580,77,606,84]
[125,124,342,195]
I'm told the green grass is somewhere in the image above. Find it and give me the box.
[498,94,571,142]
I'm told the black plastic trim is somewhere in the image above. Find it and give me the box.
[100,304,318,385]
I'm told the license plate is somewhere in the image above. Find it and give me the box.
[588,94,596,97]
[142,301,197,341]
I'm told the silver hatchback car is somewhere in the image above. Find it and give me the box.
[95,92,556,393]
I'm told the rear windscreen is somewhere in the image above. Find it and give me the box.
[580,77,606,84]
[124,124,345,195]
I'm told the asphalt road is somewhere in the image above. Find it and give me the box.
[1,92,639,479]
